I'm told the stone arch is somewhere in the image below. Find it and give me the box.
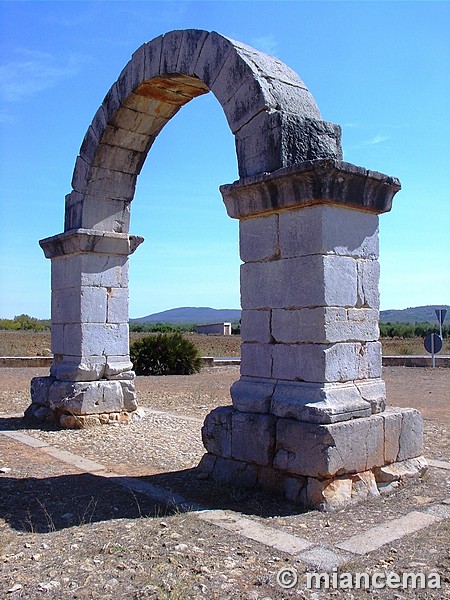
[65,29,341,234]
[28,30,422,512]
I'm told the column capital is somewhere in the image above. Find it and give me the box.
[221,159,401,219]
[39,228,144,259]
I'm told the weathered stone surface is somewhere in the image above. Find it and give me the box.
[30,376,55,407]
[234,115,342,179]
[355,379,386,414]
[240,309,272,343]
[230,377,275,413]
[50,355,107,382]
[48,380,124,415]
[374,456,428,483]
[381,407,424,463]
[397,408,424,461]
[120,380,138,411]
[222,160,400,218]
[356,259,380,309]
[201,406,233,458]
[239,214,279,263]
[240,255,357,310]
[271,342,382,383]
[274,415,385,478]
[240,343,272,378]
[231,412,276,466]
[52,286,107,324]
[270,381,371,423]
[279,205,379,259]
[104,356,134,378]
[271,307,379,344]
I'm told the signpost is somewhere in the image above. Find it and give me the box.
[424,333,443,368]
[435,308,447,339]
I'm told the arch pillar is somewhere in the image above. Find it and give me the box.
[199,159,427,510]
[27,228,143,427]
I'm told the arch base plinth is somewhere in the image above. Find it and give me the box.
[198,406,427,511]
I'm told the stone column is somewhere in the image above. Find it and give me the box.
[26,228,143,427]
[199,160,427,510]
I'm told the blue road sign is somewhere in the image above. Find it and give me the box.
[424,333,443,354]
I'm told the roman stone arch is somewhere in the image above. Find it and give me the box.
[65,29,341,234]
[28,30,426,510]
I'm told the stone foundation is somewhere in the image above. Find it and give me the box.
[26,374,142,428]
[198,405,427,511]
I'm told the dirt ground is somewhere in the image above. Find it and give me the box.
[2,330,449,359]
[0,364,449,599]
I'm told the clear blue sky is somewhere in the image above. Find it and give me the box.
[0,1,449,319]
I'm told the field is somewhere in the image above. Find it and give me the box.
[1,330,449,358]
[0,328,449,598]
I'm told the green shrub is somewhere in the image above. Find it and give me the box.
[130,333,202,376]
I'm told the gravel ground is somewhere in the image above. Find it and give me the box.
[0,366,449,599]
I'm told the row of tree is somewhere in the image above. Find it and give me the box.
[1,315,447,339]
[0,314,50,331]
[379,322,449,339]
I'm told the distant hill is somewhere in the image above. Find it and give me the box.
[130,307,241,325]
[131,305,449,326]
[379,305,449,324]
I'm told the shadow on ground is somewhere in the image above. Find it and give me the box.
[1,417,304,533]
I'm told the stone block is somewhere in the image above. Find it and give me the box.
[104,356,134,378]
[398,408,424,461]
[240,255,357,310]
[279,204,379,259]
[100,125,152,154]
[194,31,233,88]
[30,376,55,407]
[50,323,64,355]
[80,255,129,288]
[356,259,380,309]
[274,414,385,478]
[240,309,271,343]
[239,214,279,263]
[230,377,275,413]
[300,476,353,511]
[355,379,386,414]
[270,381,371,423]
[50,355,106,382]
[271,342,381,383]
[107,287,129,323]
[382,408,402,463]
[120,380,138,411]
[212,456,258,489]
[50,256,66,291]
[71,155,90,194]
[160,30,184,73]
[84,165,137,201]
[143,35,163,81]
[130,43,146,90]
[380,407,423,463]
[62,323,129,358]
[176,29,209,75]
[52,287,107,324]
[92,143,144,175]
[80,195,131,233]
[234,111,341,179]
[374,457,428,483]
[271,307,379,344]
[231,411,276,466]
[240,343,273,378]
[201,406,233,458]
[48,380,124,415]
[102,83,121,124]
